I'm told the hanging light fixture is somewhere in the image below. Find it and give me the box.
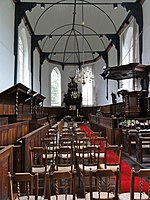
[113,3,118,9]
[75,66,94,85]
[75,0,94,85]
[40,3,45,10]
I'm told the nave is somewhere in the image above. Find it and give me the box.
[7,118,150,200]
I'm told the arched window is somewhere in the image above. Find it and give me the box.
[121,20,140,91]
[82,66,94,105]
[51,67,61,106]
[121,27,134,90]
[18,28,30,87]
[18,36,24,82]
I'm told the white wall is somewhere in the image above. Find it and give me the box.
[140,0,150,96]
[93,45,118,106]
[143,0,150,65]
[41,61,78,107]
[0,0,15,91]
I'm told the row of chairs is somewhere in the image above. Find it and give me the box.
[8,121,150,199]
[8,167,150,199]
[35,124,121,198]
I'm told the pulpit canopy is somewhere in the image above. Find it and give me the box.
[100,63,150,80]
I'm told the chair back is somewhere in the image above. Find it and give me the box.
[49,171,76,200]
[41,137,57,165]
[93,137,108,153]
[30,146,48,174]
[82,146,100,172]
[8,172,39,200]
[130,168,150,200]
[104,145,122,168]
[87,168,119,200]
[59,137,73,148]
[55,146,74,172]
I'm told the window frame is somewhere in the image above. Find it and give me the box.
[51,67,61,106]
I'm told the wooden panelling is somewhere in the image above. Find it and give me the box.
[43,106,65,121]
[0,104,15,115]
[13,145,21,173]
[89,114,122,145]
[21,123,49,172]
[0,121,29,145]
[0,145,13,200]
[43,106,100,121]
[0,117,8,125]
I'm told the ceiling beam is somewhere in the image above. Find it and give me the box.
[18,2,135,6]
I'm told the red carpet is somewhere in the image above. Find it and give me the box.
[80,125,149,192]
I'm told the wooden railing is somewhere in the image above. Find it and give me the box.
[89,114,121,145]
[20,123,49,172]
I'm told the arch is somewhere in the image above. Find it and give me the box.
[34,0,117,33]
[51,67,61,106]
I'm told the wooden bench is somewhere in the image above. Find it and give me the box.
[122,129,138,155]
[136,130,150,163]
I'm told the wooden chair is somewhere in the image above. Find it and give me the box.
[75,132,87,141]
[93,137,108,162]
[47,132,58,146]
[41,138,58,165]
[30,146,51,193]
[59,137,73,149]
[30,146,51,174]
[46,171,77,200]
[78,146,100,189]
[85,168,119,200]
[119,168,150,200]
[99,145,122,191]
[55,146,74,172]
[75,137,91,170]
[8,172,45,200]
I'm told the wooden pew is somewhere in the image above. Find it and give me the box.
[20,123,49,172]
[0,121,29,145]
[0,145,13,200]
[122,129,138,155]
[89,114,121,145]
[136,130,150,163]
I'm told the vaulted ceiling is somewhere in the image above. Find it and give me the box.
[15,0,142,68]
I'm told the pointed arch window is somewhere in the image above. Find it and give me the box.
[18,28,30,87]
[51,67,61,106]
[82,66,94,106]
[122,27,134,90]
[18,36,24,82]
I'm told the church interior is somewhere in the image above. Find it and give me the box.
[1,0,150,199]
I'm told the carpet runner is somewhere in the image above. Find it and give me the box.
[79,125,149,193]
